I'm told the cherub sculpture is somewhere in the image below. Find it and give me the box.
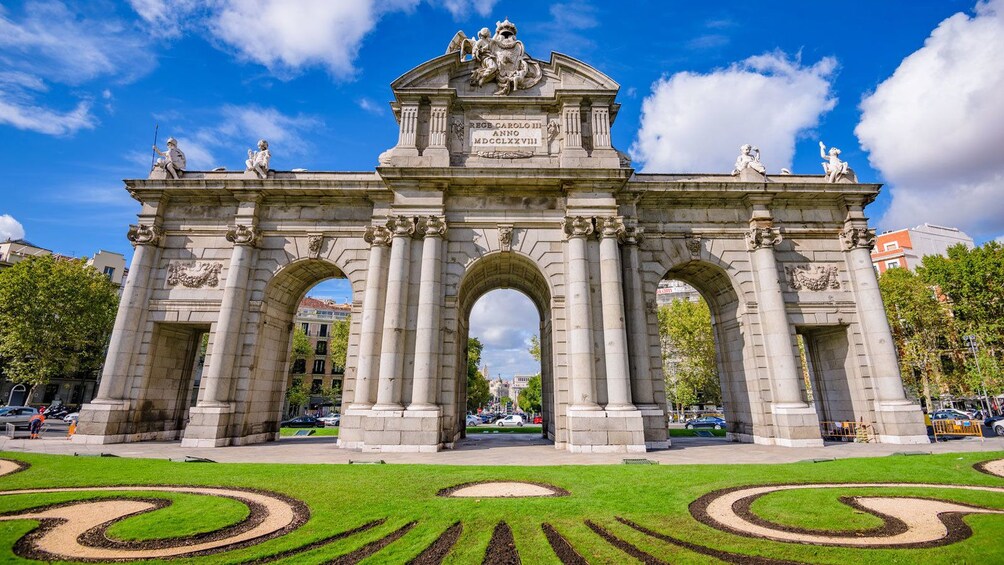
[245,139,271,179]
[732,144,766,176]
[819,141,850,183]
[152,137,186,179]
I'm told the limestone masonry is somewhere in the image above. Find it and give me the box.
[75,20,928,452]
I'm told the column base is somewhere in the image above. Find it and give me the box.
[566,409,647,453]
[874,401,930,444]
[181,404,235,448]
[639,406,670,448]
[73,400,133,444]
[339,407,442,452]
[770,403,824,447]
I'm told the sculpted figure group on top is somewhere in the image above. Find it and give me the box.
[448,18,543,96]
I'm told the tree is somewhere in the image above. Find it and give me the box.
[658,297,720,411]
[0,255,118,397]
[528,335,541,362]
[320,383,342,409]
[329,317,350,371]
[878,267,958,408]
[466,337,490,411]
[285,377,309,416]
[518,375,542,413]
[291,327,311,360]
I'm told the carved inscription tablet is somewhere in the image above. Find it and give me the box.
[469,118,543,150]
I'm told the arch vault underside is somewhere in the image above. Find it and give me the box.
[74,45,928,453]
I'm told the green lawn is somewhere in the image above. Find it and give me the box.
[0,450,1002,563]
[278,427,340,437]
[668,428,727,437]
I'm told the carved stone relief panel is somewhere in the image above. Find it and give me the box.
[785,264,840,291]
[167,262,223,288]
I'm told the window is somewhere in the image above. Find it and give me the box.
[312,359,326,374]
[885,259,901,270]
[883,241,899,251]
[311,379,322,394]
[319,324,328,337]
[300,322,310,336]
[291,359,306,374]
[102,266,116,279]
[315,341,328,355]
[331,364,344,375]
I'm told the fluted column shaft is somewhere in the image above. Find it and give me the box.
[373,216,415,410]
[843,226,910,404]
[351,226,391,409]
[410,216,447,410]
[622,228,656,407]
[202,225,258,406]
[94,224,161,402]
[564,216,600,410]
[598,217,634,410]
[747,227,806,408]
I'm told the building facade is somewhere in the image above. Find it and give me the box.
[74,21,927,452]
[287,297,351,415]
[871,224,974,274]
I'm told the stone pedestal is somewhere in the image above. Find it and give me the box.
[639,406,671,449]
[874,402,930,444]
[181,404,235,448]
[354,409,443,452]
[72,400,133,445]
[566,409,647,453]
[769,404,824,447]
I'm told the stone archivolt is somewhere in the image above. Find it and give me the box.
[167,262,222,288]
[73,23,928,455]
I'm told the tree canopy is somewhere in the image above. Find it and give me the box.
[0,255,119,390]
[518,375,542,414]
[329,317,350,371]
[466,337,490,410]
[290,326,311,361]
[658,297,720,410]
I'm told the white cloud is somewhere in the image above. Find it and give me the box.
[0,214,25,241]
[209,1,419,79]
[0,73,94,135]
[631,52,838,173]
[856,0,1004,239]
[126,0,202,37]
[356,98,385,115]
[469,289,541,378]
[437,0,498,20]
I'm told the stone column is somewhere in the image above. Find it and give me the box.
[563,216,600,411]
[409,216,447,411]
[746,225,806,408]
[841,226,909,402]
[621,227,656,408]
[201,224,259,406]
[92,223,162,402]
[562,100,583,150]
[591,105,611,149]
[396,101,420,156]
[350,225,391,410]
[597,217,634,410]
[373,216,415,411]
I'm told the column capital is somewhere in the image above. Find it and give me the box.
[562,215,594,238]
[840,226,876,251]
[596,216,626,240]
[745,226,781,250]
[226,224,261,247]
[623,226,644,246]
[364,225,392,247]
[127,223,162,247]
[423,215,448,238]
[387,215,416,238]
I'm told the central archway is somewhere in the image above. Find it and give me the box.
[454,252,555,444]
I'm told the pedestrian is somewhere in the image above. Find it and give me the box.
[28,411,45,440]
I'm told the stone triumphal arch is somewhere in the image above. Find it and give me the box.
[76,20,928,452]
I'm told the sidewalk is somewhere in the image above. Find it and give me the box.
[3,433,1003,466]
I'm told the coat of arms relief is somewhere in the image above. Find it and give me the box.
[447,18,543,96]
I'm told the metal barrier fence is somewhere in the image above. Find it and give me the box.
[932,418,984,442]
[3,423,13,438]
[819,421,875,442]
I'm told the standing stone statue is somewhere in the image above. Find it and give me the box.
[819,141,851,183]
[246,139,271,179]
[732,144,766,176]
[152,137,186,179]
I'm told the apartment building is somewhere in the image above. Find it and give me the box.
[871,224,975,275]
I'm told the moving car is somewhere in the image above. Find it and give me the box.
[496,415,524,427]
[318,414,340,427]
[466,415,481,426]
[985,415,1004,436]
[685,416,726,430]
[532,416,543,424]
[0,406,39,429]
[929,409,975,421]
[280,415,325,428]
[63,412,79,424]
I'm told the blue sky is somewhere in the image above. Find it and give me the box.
[2,0,1002,378]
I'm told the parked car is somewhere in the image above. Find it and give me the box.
[930,409,975,421]
[318,414,340,427]
[497,415,524,427]
[985,415,1004,436]
[63,412,80,424]
[280,415,325,428]
[532,416,543,424]
[685,416,726,430]
[466,415,481,426]
[0,406,39,429]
